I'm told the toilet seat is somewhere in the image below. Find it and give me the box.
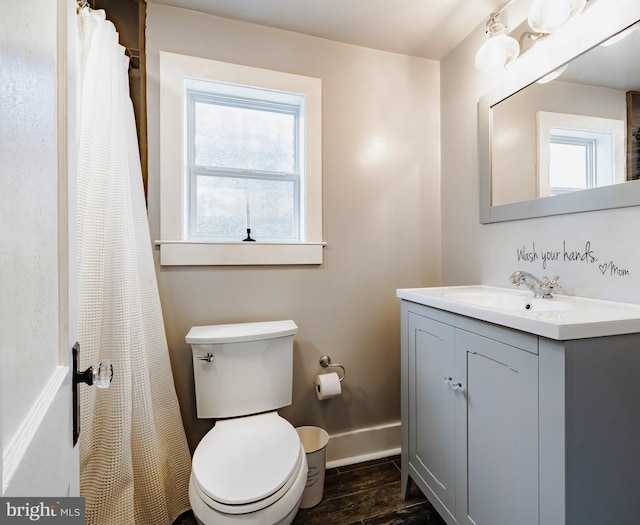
[191,412,303,515]
[189,446,307,525]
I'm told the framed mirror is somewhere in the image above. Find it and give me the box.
[479,0,640,223]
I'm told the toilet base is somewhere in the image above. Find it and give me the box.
[191,500,301,525]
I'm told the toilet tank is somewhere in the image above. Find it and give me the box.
[186,320,298,419]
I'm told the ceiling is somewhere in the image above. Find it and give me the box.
[146,0,508,61]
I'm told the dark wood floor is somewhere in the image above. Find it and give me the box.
[293,455,445,525]
[175,455,446,525]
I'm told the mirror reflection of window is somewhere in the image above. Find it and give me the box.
[549,139,592,194]
[548,129,617,195]
[537,112,625,198]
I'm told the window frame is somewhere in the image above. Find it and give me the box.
[185,86,303,242]
[158,52,323,266]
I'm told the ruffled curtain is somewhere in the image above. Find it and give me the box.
[76,8,191,524]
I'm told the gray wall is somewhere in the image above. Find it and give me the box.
[146,4,442,451]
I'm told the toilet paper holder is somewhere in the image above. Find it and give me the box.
[319,355,346,382]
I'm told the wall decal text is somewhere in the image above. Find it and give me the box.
[515,241,629,276]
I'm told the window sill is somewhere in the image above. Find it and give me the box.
[155,240,326,266]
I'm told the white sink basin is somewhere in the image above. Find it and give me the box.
[442,290,571,312]
[397,285,640,340]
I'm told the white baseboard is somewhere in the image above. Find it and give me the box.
[325,421,401,469]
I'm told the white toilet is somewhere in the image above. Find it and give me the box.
[186,320,307,525]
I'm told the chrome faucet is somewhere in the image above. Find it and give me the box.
[509,271,560,299]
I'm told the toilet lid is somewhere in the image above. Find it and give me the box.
[192,412,302,507]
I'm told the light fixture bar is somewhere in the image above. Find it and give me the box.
[490,0,517,19]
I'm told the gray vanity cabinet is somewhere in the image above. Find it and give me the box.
[406,313,456,516]
[455,329,538,525]
[401,299,640,525]
[403,302,538,525]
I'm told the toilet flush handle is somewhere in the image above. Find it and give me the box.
[197,353,214,363]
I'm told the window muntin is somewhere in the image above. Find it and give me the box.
[185,81,305,242]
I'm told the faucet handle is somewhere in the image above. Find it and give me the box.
[542,275,560,291]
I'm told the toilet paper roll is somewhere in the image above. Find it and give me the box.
[315,372,342,400]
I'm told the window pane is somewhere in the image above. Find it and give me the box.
[549,142,588,191]
[194,175,296,239]
[194,102,295,172]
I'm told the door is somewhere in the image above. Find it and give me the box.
[408,313,457,518]
[1,0,79,496]
[455,330,539,525]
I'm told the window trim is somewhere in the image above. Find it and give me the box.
[158,52,323,266]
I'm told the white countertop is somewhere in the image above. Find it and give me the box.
[397,285,640,340]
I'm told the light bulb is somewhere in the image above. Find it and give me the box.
[475,34,520,72]
[528,0,586,33]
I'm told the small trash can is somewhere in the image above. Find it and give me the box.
[295,426,330,509]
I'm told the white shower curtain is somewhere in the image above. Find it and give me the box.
[76,8,191,525]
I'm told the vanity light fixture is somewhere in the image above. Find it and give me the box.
[476,0,589,72]
[474,0,520,72]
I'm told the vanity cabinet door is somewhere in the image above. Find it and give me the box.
[408,312,457,519]
[455,330,539,525]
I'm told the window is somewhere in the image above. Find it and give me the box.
[186,80,303,242]
[158,52,323,265]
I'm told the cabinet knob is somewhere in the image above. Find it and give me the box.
[443,375,453,384]
[451,381,463,391]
